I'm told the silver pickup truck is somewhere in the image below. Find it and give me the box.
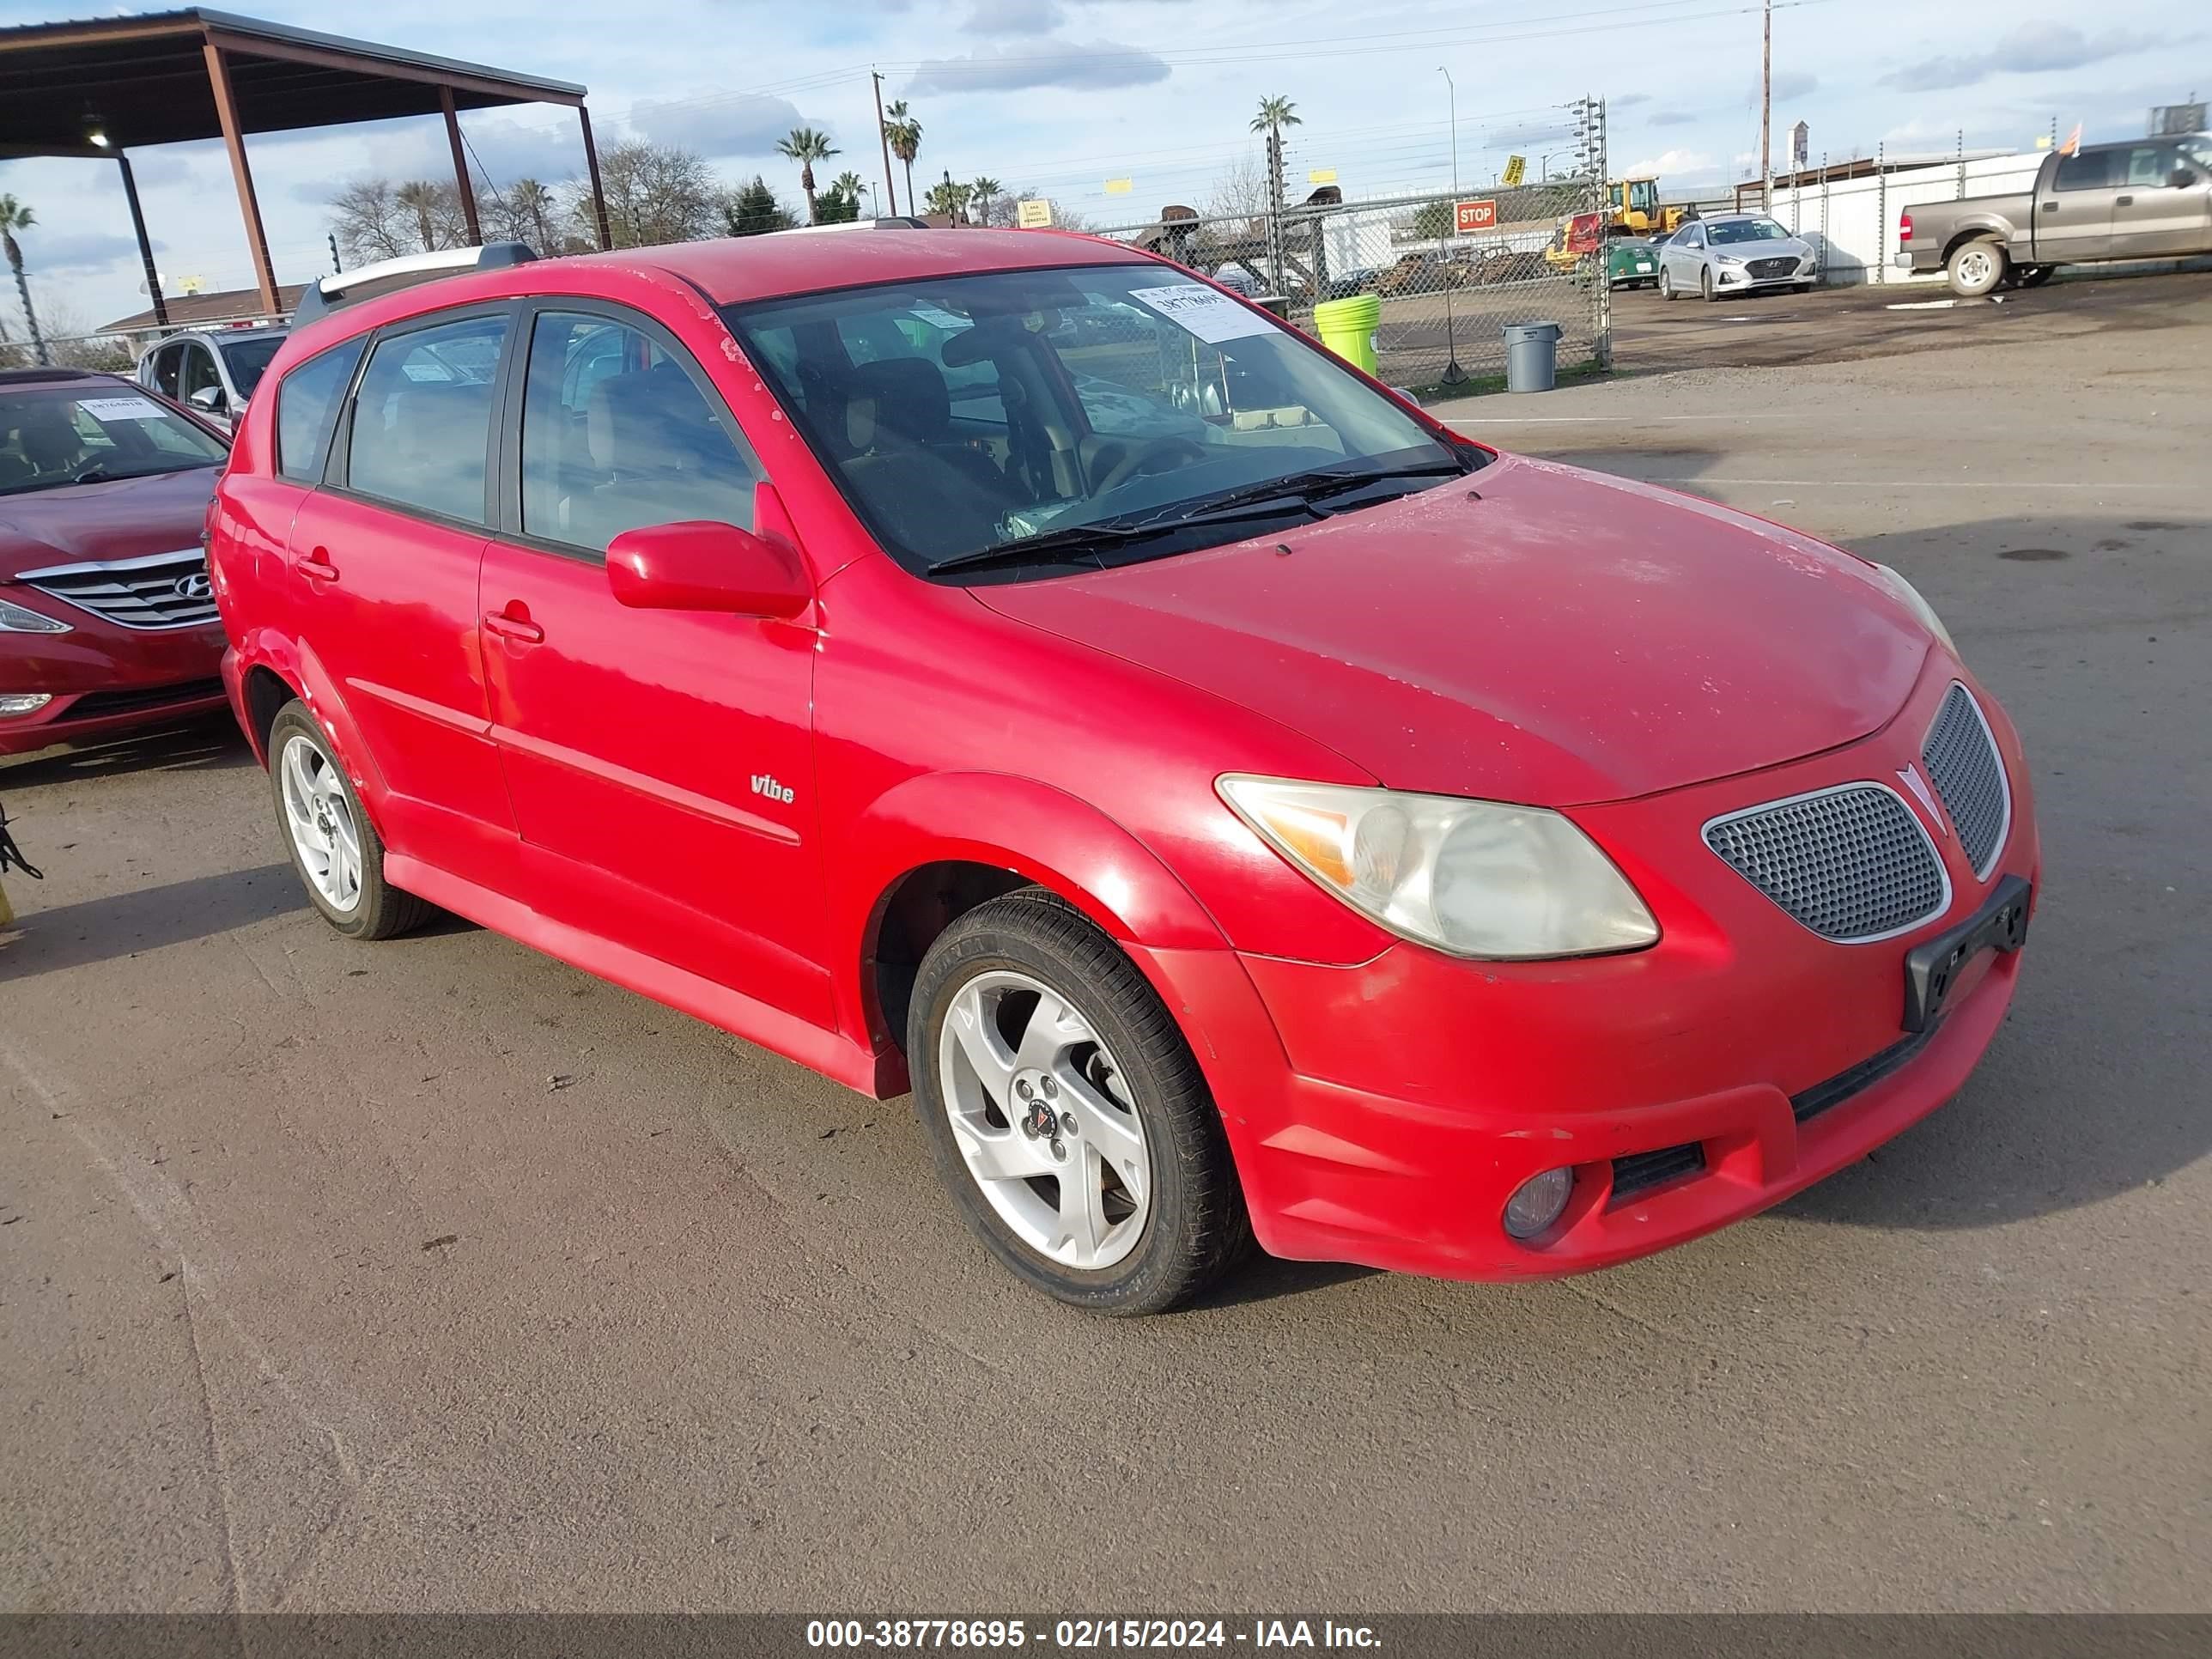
[1897,133,2212,296]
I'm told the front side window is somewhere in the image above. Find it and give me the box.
[519,310,763,554]
[216,332,286,394]
[1708,217,1789,246]
[1629,180,1659,215]
[0,383,228,497]
[179,344,223,404]
[346,313,509,525]
[149,345,184,399]
[1680,225,1705,248]
[276,337,366,483]
[727,262,1474,580]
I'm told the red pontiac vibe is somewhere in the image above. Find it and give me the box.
[2,370,233,756]
[209,232,2037,1313]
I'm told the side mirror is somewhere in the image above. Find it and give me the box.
[2172,167,2199,190]
[188,385,228,413]
[605,516,811,619]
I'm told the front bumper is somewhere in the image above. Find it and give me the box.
[0,617,228,757]
[1714,264,1817,291]
[1139,659,2039,1282]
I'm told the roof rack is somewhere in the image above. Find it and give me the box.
[294,242,538,322]
[775,216,930,235]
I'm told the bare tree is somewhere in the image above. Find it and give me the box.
[568,141,721,249]
[483,177,571,254]
[329,179,464,264]
[1203,154,1272,233]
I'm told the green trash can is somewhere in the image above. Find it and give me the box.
[1312,294,1382,376]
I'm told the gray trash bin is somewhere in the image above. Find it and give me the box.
[1503,321,1563,392]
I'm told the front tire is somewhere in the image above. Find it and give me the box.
[1948,237,2007,298]
[908,890,1250,1315]
[1658,267,1675,301]
[268,701,432,940]
[1701,266,1720,302]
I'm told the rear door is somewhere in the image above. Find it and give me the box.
[285,305,519,884]
[2032,149,2124,262]
[2110,140,2212,256]
[477,300,831,1024]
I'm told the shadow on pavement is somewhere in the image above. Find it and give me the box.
[0,714,252,786]
[0,861,301,976]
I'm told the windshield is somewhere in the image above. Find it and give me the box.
[0,384,228,497]
[216,332,288,394]
[1709,217,1790,246]
[725,263,1474,580]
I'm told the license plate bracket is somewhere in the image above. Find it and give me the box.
[1902,874,2033,1033]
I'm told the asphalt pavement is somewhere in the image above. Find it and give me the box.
[3,273,2209,1614]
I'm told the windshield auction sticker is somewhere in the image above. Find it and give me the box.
[76,397,170,422]
[1127,283,1276,344]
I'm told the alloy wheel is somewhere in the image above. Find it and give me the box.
[279,733,363,914]
[937,969,1151,1271]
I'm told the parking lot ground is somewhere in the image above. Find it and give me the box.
[4,284,2210,1613]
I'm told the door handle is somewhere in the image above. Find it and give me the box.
[296,548,339,581]
[482,608,544,645]
[2116,195,2134,207]
[2041,201,2057,212]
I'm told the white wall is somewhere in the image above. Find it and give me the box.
[1769,152,2045,285]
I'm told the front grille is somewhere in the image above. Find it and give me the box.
[1705,784,1948,942]
[64,678,225,720]
[1922,683,2008,878]
[1748,256,1799,278]
[1790,1025,1937,1124]
[18,549,216,630]
[1610,1142,1706,1204]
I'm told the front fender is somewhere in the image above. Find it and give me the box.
[830,771,1233,1063]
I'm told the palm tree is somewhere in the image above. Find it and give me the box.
[1249,96,1301,289]
[507,178,557,252]
[0,196,44,365]
[882,100,922,216]
[830,170,868,221]
[923,173,974,224]
[395,180,446,251]
[969,176,1003,228]
[777,127,841,225]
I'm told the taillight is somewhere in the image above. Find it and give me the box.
[1899,209,1915,243]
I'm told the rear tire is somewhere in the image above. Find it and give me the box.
[2019,264,2056,289]
[1947,237,2007,298]
[908,889,1251,1316]
[267,701,433,941]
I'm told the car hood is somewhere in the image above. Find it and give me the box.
[0,466,220,579]
[1717,236,1813,260]
[971,453,1930,806]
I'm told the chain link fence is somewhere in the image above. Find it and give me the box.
[1087,98,1611,397]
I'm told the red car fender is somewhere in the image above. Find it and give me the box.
[226,628,391,824]
[832,770,1235,1057]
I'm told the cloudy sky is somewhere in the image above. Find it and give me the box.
[0,0,2194,331]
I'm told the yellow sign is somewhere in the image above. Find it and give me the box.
[1502,155,1527,187]
[1016,198,1054,228]
[1103,178,1133,195]
[1307,167,1338,185]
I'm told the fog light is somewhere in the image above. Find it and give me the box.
[1503,1167,1574,1240]
[0,693,54,718]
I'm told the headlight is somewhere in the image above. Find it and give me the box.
[0,596,70,634]
[1714,254,1743,266]
[1869,562,1957,656]
[1218,776,1660,960]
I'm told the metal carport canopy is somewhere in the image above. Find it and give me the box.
[0,8,611,323]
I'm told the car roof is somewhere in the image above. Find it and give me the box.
[586,228,1154,306]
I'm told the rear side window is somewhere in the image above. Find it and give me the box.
[276,338,364,483]
[2052,151,2117,191]
[346,313,509,523]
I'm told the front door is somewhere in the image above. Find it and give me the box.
[287,306,518,883]
[477,302,831,1026]
[2110,139,2212,257]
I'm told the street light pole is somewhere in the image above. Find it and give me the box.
[1437,65,1465,386]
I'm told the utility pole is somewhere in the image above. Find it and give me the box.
[1437,66,1464,386]
[1759,0,1773,210]
[872,71,896,216]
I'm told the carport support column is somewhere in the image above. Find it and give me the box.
[203,43,280,317]
[116,153,167,329]
[579,105,612,251]
[441,88,482,245]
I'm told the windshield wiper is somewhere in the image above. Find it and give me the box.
[1119,460,1466,530]
[926,500,1324,576]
